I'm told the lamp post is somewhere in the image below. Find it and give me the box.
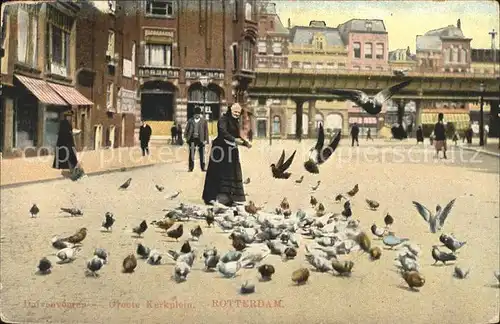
[199,73,210,120]
[479,82,485,146]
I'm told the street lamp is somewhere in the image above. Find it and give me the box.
[199,73,210,120]
[479,82,485,146]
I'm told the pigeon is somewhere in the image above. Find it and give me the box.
[205,209,215,227]
[94,248,108,264]
[102,212,115,231]
[494,271,500,282]
[371,223,386,238]
[382,233,409,249]
[258,264,275,281]
[166,224,184,241]
[412,199,457,233]
[335,194,345,202]
[56,247,81,263]
[37,257,52,274]
[51,236,75,249]
[123,254,137,273]
[291,268,310,285]
[401,270,425,291]
[147,250,162,265]
[220,251,242,263]
[310,196,318,207]
[136,243,151,259]
[331,260,354,276]
[395,254,419,272]
[169,191,181,199]
[204,253,220,271]
[439,233,450,245]
[402,243,421,257]
[311,181,321,191]
[132,220,148,237]
[180,241,191,254]
[61,228,87,244]
[341,201,352,219]
[232,236,246,251]
[454,265,470,279]
[86,256,104,277]
[305,254,333,272]
[244,177,251,184]
[167,251,196,267]
[240,280,255,294]
[190,225,203,241]
[151,218,175,232]
[316,203,325,217]
[244,201,262,215]
[174,261,191,282]
[217,261,241,278]
[119,178,132,189]
[347,184,359,197]
[369,247,382,260]
[384,213,394,228]
[30,204,39,217]
[155,184,164,192]
[295,176,304,183]
[304,125,341,174]
[366,199,379,210]
[443,235,466,253]
[271,150,296,179]
[318,80,412,115]
[431,245,457,265]
[60,207,83,217]
[355,232,371,253]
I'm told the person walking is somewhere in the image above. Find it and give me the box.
[202,103,251,206]
[139,120,152,156]
[185,106,209,172]
[366,128,374,141]
[433,113,447,159]
[176,124,183,145]
[52,111,80,172]
[416,125,424,144]
[452,131,459,146]
[350,123,360,147]
[171,122,177,145]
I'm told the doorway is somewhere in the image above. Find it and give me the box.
[108,125,116,148]
[257,119,267,138]
[94,125,102,149]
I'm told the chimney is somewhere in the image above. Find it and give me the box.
[457,18,461,29]
[288,18,291,29]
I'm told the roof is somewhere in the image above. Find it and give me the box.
[259,2,289,35]
[337,19,387,33]
[388,49,416,61]
[14,75,68,106]
[416,35,442,51]
[289,26,344,46]
[425,25,465,38]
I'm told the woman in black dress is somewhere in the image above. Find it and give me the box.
[416,125,424,143]
[52,113,78,171]
[202,103,251,206]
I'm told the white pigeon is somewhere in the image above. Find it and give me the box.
[412,199,457,233]
[174,261,190,282]
[94,248,108,264]
[217,261,241,278]
[240,245,270,268]
[86,256,104,276]
[147,250,162,265]
[402,242,421,257]
[56,247,80,263]
[305,254,333,272]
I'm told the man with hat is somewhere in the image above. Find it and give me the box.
[185,106,209,172]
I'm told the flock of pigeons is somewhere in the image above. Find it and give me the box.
[30,175,500,294]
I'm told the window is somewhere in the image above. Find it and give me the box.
[106,83,114,110]
[364,42,373,59]
[365,21,372,32]
[444,48,450,63]
[365,66,372,70]
[131,42,136,76]
[108,0,116,13]
[352,66,360,70]
[17,6,38,67]
[273,116,280,134]
[258,41,267,54]
[375,43,384,59]
[233,1,238,20]
[460,48,467,63]
[258,98,266,105]
[338,63,346,68]
[242,40,253,70]
[452,47,458,62]
[303,62,312,69]
[107,30,115,59]
[270,20,274,29]
[146,0,174,17]
[326,63,335,69]
[48,24,70,75]
[231,43,238,70]
[291,61,300,68]
[272,42,282,55]
[316,63,323,69]
[144,43,172,67]
[353,42,361,58]
[376,66,384,71]
[245,2,252,21]
[272,63,280,68]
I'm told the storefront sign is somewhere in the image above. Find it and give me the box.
[117,88,136,114]
[122,59,132,78]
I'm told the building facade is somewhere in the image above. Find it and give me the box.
[256,2,288,69]
[1,2,95,157]
[416,20,472,73]
[388,47,418,72]
[133,0,258,139]
[337,19,389,71]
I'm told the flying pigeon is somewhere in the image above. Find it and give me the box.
[317,80,412,115]
[270,150,296,179]
[412,199,456,233]
[304,124,341,174]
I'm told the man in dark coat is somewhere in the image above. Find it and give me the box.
[52,111,79,170]
[185,106,209,172]
[433,113,447,159]
[171,122,177,144]
[139,120,152,156]
[350,123,360,147]
[416,125,424,143]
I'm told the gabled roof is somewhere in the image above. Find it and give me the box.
[289,25,344,46]
[259,2,289,35]
[425,25,465,38]
[337,19,387,33]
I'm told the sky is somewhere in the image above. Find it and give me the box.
[273,0,499,52]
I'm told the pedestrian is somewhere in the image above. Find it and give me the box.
[433,113,447,159]
[171,122,177,145]
[429,131,434,145]
[366,128,373,141]
[185,106,209,172]
[52,111,82,177]
[202,103,251,206]
[350,123,360,147]
[248,128,253,142]
[452,131,459,146]
[465,124,473,144]
[416,125,424,144]
[176,124,183,145]
[139,120,152,156]
[484,125,489,145]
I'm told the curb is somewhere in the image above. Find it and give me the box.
[459,146,500,158]
[0,160,182,190]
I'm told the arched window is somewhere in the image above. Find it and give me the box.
[272,116,280,134]
[245,2,252,21]
[444,48,450,63]
[353,42,361,58]
[242,38,254,70]
[315,113,323,129]
[364,42,373,59]
[452,47,458,62]
[131,41,136,76]
[460,49,467,63]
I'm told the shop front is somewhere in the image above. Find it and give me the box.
[348,116,378,136]
[420,112,470,137]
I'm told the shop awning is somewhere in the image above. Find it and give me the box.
[421,113,470,129]
[14,75,67,106]
[48,82,94,106]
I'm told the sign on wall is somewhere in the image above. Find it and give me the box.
[117,88,136,114]
[122,59,132,78]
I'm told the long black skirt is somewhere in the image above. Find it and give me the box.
[52,145,78,170]
[202,138,245,204]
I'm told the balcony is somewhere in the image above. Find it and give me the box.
[184,69,225,81]
[138,66,180,78]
